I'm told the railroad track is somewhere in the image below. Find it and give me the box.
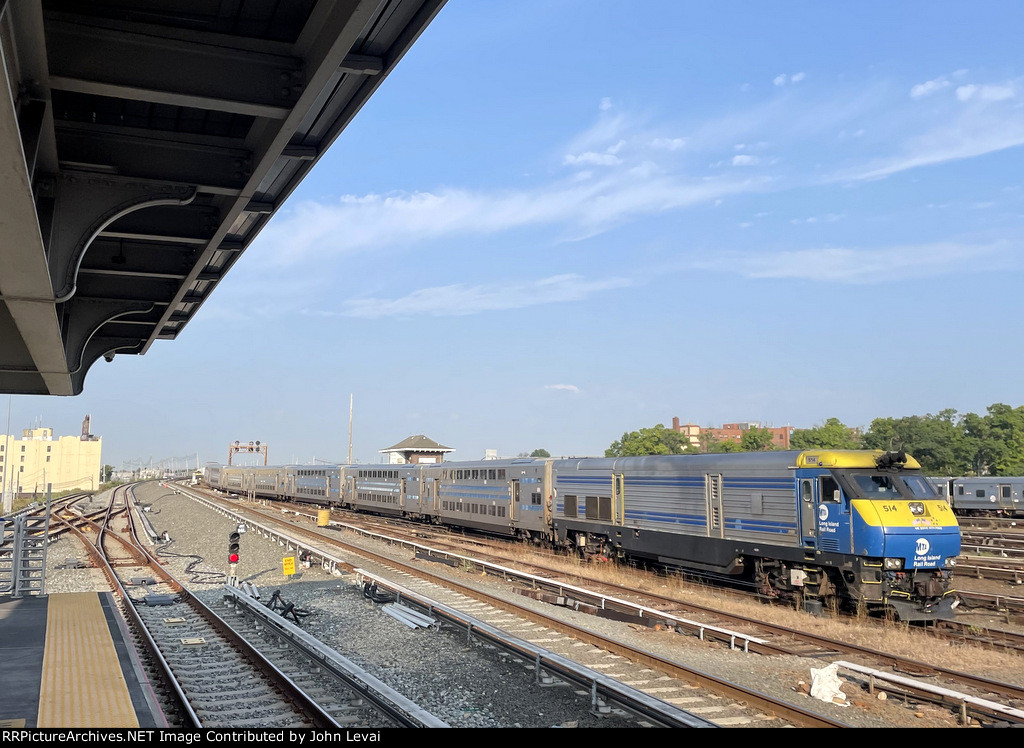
[182,483,1024,727]
[53,484,444,728]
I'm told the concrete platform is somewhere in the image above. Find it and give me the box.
[0,592,167,728]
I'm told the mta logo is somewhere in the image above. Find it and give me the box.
[915,538,930,556]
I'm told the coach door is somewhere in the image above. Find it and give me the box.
[800,478,817,547]
[998,484,1014,512]
[510,479,520,521]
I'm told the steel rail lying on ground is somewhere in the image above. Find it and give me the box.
[222,585,450,728]
[348,569,718,728]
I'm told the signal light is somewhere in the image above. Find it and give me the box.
[228,531,241,565]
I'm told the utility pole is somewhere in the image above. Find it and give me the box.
[347,393,353,465]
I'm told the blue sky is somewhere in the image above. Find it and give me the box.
[9,1,1024,470]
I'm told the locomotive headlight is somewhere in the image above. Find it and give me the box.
[883,557,904,570]
[945,557,957,568]
[909,502,925,515]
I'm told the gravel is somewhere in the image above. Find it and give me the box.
[42,484,1009,728]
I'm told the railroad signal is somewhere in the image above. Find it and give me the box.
[228,531,240,564]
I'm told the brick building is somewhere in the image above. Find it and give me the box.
[671,417,792,450]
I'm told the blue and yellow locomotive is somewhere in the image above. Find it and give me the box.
[551,449,959,621]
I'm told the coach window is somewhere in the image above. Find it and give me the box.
[564,495,577,518]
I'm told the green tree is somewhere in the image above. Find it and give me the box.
[790,418,861,450]
[530,448,551,458]
[605,424,688,457]
[862,410,970,475]
[986,403,1024,475]
[739,426,776,451]
[700,432,741,453]
[102,464,114,482]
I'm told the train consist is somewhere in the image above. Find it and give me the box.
[928,476,1024,518]
[203,449,961,622]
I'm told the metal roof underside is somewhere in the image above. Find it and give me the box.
[0,0,446,395]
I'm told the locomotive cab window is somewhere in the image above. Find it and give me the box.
[821,475,841,503]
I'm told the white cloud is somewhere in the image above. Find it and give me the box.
[774,73,805,86]
[599,97,613,111]
[544,384,580,393]
[732,154,759,166]
[651,137,686,150]
[839,97,1024,181]
[564,151,622,166]
[689,241,1014,283]
[341,274,634,318]
[255,167,767,267]
[956,83,1015,102]
[910,77,950,98]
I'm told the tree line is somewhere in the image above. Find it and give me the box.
[604,403,1024,477]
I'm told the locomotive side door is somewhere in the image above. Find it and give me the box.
[799,478,817,547]
[815,474,850,552]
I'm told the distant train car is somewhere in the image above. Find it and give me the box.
[423,457,551,540]
[938,476,1024,518]
[200,448,960,621]
[345,464,417,517]
[204,464,222,488]
[287,465,342,506]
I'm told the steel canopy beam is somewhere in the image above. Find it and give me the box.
[0,25,72,394]
[45,15,304,119]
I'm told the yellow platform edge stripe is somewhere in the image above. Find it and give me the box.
[37,592,140,728]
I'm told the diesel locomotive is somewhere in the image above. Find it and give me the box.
[203,448,961,621]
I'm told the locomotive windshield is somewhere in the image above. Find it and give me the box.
[900,474,937,498]
[833,470,939,500]
[850,474,901,498]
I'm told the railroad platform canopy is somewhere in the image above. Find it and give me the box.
[0,0,446,396]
